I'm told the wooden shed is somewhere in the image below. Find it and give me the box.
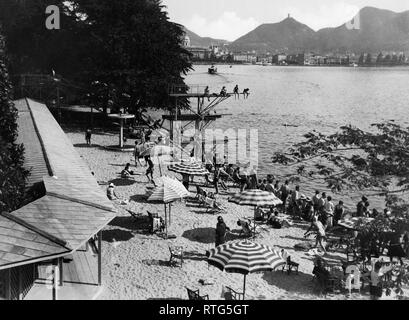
[0,98,117,300]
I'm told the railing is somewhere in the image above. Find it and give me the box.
[169,84,208,95]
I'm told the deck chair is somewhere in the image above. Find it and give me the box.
[203,197,225,214]
[280,250,299,275]
[224,286,244,300]
[186,288,209,300]
[169,246,184,267]
[148,211,165,234]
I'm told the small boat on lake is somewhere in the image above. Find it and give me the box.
[208,65,218,74]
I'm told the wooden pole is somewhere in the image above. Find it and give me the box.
[169,203,172,226]
[97,233,102,285]
[119,118,124,148]
[158,155,162,176]
[164,204,168,238]
[18,267,23,300]
[243,274,246,300]
[52,261,58,300]
[6,269,11,300]
[59,258,63,286]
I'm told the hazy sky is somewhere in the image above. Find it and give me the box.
[162,0,409,41]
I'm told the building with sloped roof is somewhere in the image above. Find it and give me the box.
[0,98,117,300]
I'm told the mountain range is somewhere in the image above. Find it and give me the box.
[183,28,229,48]
[187,7,409,54]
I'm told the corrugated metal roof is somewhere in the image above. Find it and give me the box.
[0,98,117,270]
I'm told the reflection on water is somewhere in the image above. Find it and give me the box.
[185,65,409,210]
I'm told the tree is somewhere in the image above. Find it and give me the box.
[365,53,372,65]
[0,0,192,112]
[392,54,399,65]
[384,54,392,65]
[0,1,85,79]
[0,28,28,213]
[272,122,409,297]
[67,0,192,112]
[376,52,384,65]
[358,53,365,65]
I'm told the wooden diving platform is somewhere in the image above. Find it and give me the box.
[162,114,231,121]
[169,93,247,98]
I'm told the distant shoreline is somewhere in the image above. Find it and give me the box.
[193,62,409,68]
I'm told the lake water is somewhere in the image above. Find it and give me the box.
[184,64,409,210]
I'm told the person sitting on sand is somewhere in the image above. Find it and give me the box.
[107,183,119,201]
[305,215,327,254]
[220,86,227,96]
[121,163,135,179]
[215,216,230,247]
[267,211,282,229]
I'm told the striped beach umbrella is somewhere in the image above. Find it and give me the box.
[148,176,190,236]
[229,190,283,236]
[207,241,286,298]
[168,161,209,176]
[229,189,283,207]
[148,176,189,203]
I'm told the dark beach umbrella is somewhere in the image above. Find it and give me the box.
[207,240,285,299]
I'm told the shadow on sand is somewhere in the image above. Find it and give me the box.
[109,215,150,233]
[182,228,215,244]
[102,229,135,242]
[108,178,137,187]
[262,270,315,296]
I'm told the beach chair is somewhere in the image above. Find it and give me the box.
[148,211,165,234]
[224,286,244,300]
[280,250,299,275]
[127,209,142,221]
[169,246,184,267]
[203,197,225,214]
[186,288,209,300]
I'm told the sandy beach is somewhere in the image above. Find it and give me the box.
[65,128,398,300]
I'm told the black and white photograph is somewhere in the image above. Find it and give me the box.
[1,0,409,306]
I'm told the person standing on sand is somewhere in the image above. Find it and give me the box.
[85,128,92,146]
[312,190,320,214]
[324,196,334,230]
[304,216,327,254]
[280,181,290,212]
[134,141,142,167]
[146,156,156,186]
[233,85,239,99]
[334,201,345,226]
[215,216,230,247]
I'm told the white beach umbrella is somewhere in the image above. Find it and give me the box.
[147,176,190,235]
